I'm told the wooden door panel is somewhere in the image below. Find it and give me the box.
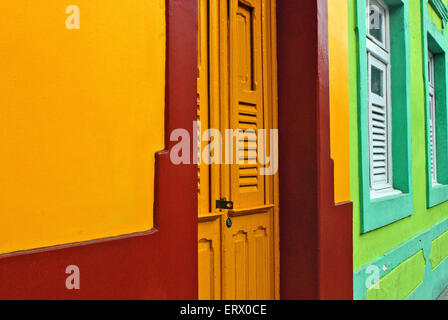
[230,0,265,209]
[222,210,274,300]
[198,218,222,300]
[198,0,277,300]
[236,3,254,90]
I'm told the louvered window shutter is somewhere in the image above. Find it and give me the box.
[368,52,392,192]
[428,51,438,185]
[370,103,389,187]
[366,0,394,194]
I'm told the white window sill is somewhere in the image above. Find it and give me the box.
[370,188,403,200]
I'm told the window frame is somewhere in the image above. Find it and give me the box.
[422,0,448,208]
[428,50,439,186]
[367,0,389,50]
[366,5,396,197]
[356,0,414,233]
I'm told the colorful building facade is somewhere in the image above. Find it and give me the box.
[0,0,352,300]
[0,0,447,300]
[350,0,448,300]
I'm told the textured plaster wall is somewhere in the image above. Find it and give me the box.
[366,251,426,300]
[349,0,448,298]
[430,231,448,269]
[0,0,166,254]
[329,0,351,204]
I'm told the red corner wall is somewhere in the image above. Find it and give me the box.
[277,0,353,300]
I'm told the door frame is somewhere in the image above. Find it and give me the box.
[193,0,353,300]
[197,0,280,300]
[276,0,353,299]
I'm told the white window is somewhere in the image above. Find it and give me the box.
[367,0,387,50]
[367,0,397,198]
[428,51,439,185]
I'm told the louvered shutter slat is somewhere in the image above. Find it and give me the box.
[368,56,391,191]
[428,51,438,185]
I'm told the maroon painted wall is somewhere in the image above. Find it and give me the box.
[277,0,353,300]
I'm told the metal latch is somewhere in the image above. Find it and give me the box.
[216,198,234,210]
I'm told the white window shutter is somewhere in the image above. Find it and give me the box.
[370,103,389,187]
[367,0,394,195]
[428,51,438,185]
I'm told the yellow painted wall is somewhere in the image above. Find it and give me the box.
[328,0,351,204]
[0,1,165,254]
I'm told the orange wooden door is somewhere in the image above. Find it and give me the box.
[197,0,278,300]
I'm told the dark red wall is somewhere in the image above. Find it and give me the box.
[277,0,353,300]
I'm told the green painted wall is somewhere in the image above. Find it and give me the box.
[430,230,448,269]
[366,251,426,300]
[349,0,448,299]
[428,2,444,32]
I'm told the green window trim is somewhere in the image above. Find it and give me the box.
[422,0,448,208]
[429,0,448,24]
[356,0,414,233]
